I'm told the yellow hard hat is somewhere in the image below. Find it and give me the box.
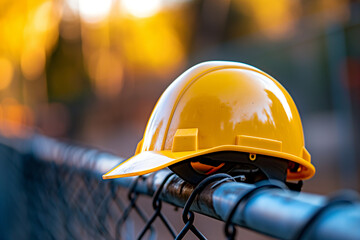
[103,61,315,185]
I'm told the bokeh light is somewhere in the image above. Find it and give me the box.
[0,1,360,239]
[67,0,114,23]
[0,58,14,90]
[20,46,46,80]
[0,98,33,137]
[236,0,300,38]
[88,50,124,100]
[121,0,162,18]
[0,0,358,196]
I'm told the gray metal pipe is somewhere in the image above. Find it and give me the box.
[2,135,360,240]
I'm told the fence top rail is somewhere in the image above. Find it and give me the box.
[1,134,360,240]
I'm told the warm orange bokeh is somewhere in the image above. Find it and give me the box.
[0,0,353,138]
[0,98,34,137]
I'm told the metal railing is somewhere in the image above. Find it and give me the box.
[0,134,359,240]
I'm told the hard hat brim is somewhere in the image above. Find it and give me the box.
[102,145,315,181]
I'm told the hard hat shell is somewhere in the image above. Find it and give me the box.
[103,61,315,181]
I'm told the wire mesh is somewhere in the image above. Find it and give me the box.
[0,135,360,240]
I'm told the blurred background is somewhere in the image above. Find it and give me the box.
[0,0,359,194]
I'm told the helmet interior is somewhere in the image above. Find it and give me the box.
[169,151,289,185]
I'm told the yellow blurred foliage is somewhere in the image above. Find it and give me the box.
[0,0,353,121]
[89,50,124,100]
[0,0,60,59]
[236,0,300,38]
[78,9,186,99]
[0,58,14,90]
[119,16,185,76]
[21,45,46,80]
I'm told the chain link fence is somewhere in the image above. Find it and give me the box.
[0,134,360,240]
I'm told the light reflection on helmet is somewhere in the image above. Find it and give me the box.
[103,61,315,185]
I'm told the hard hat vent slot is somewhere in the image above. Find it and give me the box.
[236,135,282,152]
[171,128,198,152]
